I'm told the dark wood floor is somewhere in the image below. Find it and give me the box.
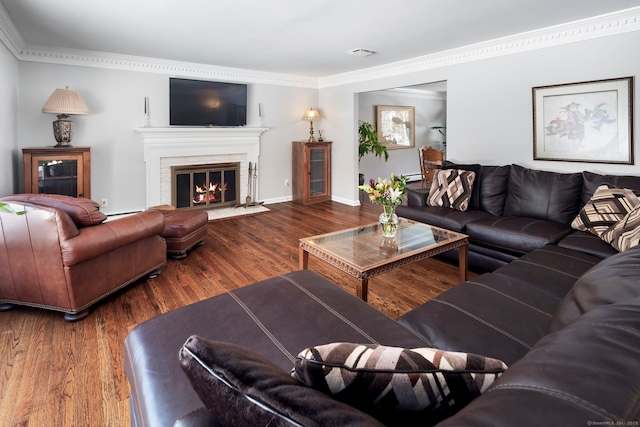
[0,201,471,426]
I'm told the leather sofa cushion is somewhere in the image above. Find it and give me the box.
[478,165,510,216]
[556,231,618,259]
[503,164,583,225]
[492,244,601,300]
[397,272,560,365]
[178,336,384,427]
[581,170,640,206]
[396,205,493,232]
[465,216,572,255]
[438,297,640,427]
[549,245,640,332]
[2,193,106,226]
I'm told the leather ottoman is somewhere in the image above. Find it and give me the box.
[158,210,208,259]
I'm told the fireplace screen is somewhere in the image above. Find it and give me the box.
[172,163,239,209]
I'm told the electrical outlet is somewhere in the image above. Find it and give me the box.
[101,199,108,207]
[285,179,290,187]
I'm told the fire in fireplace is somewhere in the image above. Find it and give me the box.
[171,163,240,210]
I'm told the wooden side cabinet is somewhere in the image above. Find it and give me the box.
[23,147,91,199]
[292,141,332,204]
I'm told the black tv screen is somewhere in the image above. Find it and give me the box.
[170,78,247,126]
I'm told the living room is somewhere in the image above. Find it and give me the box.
[2,2,640,426]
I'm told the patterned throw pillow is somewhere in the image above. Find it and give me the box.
[601,204,640,252]
[179,336,385,427]
[292,343,507,415]
[427,169,476,211]
[571,184,640,237]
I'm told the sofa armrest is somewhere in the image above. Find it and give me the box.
[60,210,165,266]
[407,188,430,207]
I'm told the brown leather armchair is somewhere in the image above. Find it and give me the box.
[0,194,166,321]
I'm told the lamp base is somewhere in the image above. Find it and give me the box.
[307,120,316,143]
[52,114,73,147]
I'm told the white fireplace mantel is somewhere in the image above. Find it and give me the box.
[135,127,268,208]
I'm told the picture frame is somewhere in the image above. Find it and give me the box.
[533,76,634,164]
[376,105,416,149]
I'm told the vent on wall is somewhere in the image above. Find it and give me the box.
[346,48,376,57]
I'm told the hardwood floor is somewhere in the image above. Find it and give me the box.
[0,201,472,426]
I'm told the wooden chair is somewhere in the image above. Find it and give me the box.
[419,146,445,188]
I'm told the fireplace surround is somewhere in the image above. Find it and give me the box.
[136,127,267,209]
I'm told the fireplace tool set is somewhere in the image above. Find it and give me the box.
[238,162,261,208]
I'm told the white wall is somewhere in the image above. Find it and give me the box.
[0,41,18,197]
[320,31,640,204]
[17,62,317,213]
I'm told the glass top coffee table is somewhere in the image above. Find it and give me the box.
[299,218,468,302]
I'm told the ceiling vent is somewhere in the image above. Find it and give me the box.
[346,48,375,57]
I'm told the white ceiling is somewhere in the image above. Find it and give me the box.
[2,0,640,78]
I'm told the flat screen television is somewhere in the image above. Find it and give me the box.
[170,78,247,127]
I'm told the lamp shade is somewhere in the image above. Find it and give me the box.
[42,86,90,115]
[301,108,320,121]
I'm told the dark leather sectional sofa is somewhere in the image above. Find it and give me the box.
[124,164,640,426]
[398,162,640,271]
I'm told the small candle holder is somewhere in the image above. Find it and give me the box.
[143,96,151,127]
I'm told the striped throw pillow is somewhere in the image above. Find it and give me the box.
[427,169,476,211]
[292,343,507,415]
[571,183,640,237]
[601,204,640,252]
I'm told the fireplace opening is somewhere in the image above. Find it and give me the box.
[171,162,240,210]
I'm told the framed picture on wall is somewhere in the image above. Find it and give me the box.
[533,76,634,164]
[376,105,416,149]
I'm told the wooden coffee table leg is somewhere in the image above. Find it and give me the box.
[356,278,369,302]
[459,243,469,283]
[299,247,309,270]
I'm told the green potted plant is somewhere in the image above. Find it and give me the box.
[358,120,388,162]
[358,120,389,186]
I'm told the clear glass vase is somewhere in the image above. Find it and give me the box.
[379,204,399,237]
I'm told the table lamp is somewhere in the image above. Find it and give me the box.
[301,108,321,142]
[42,86,90,147]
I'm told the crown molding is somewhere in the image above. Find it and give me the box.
[318,7,640,88]
[17,44,319,88]
[0,1,25,57]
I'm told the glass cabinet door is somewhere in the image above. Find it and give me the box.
[309,148,326,196]
[37,159,79,197]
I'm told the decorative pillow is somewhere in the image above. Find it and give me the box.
[600,204,640,252]
[178,336,384,427]
[427,169,476,212]
[443,162,482,210]
[292,342,507,416]
[571,184,640,237]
